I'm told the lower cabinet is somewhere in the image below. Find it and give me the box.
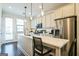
[18,35,33,56]
[24,36,33,56]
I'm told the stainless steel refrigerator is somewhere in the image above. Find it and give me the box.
[55,16,77,56]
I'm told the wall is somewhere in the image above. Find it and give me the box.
[0,4,2,37]
[0,4,2,52]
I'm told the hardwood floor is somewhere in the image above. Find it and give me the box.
[1,42,25,56]
[0,42,53,56]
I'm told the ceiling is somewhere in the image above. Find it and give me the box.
[1,3,68,17]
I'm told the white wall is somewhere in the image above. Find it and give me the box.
[0,4,2,52]
[0,4,2,35]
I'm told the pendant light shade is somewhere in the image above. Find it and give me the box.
[41,10,44,16]
[41,3,44,16]
[30,3,32,20]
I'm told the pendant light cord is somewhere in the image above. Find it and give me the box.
[42,3,43,11]
[31,3,32,17]
[24,6,27,19]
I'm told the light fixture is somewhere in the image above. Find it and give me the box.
[41,3,44,16]
[41,10,44,16]
[30,3,32,20]
[24,5,27,22]
[24,6,27,18]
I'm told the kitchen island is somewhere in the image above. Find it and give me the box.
[18,34,69,56]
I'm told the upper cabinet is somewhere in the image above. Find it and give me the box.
[50,12,56,28]
[54,8,63,19]
[36,17,42,24]
[76,3,79,15]
[62,4,75,17]
[41,16,46,28]
[45,14,51,28]
[30,3,76,30]
[31,19,37,28]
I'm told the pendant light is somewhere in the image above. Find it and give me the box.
[24,5,27,35]
[24,6,27,19]
[41,3,44,16]
[30,3,32,20]
[24,5,27,22]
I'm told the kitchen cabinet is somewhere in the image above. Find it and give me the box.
[62,4,75,17]
[31,19,37,28]
[41,16,46,28]
[36,17,42,24]
[18,35,33,56]
[25,18,31,35]
[50,8,63,29]
[55,8,63,19]
[45,14,51,28]
[50,12,56,28]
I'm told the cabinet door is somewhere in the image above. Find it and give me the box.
[26,19,31,34]
[24,37,33,56]
[62,4,75,17]
[41,16,46,28]
[55,8,63,19]
[45,14,51,28]
[50,12,56,28]
[31,19,37,28]
[36,17,41,24]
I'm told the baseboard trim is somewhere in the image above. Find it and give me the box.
[1,40,18,44]
[18,45,29,56]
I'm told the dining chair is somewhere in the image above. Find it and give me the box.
[33,36,54,56]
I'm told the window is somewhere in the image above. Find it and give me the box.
[16,19,24,33]
[5,17,13,40]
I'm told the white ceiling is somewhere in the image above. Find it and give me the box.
[1,3,68,17]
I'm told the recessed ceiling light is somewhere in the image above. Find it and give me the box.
[9,6,12,9]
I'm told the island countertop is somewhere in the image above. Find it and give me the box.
[24,34,69,48]
[18,34,69,56]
